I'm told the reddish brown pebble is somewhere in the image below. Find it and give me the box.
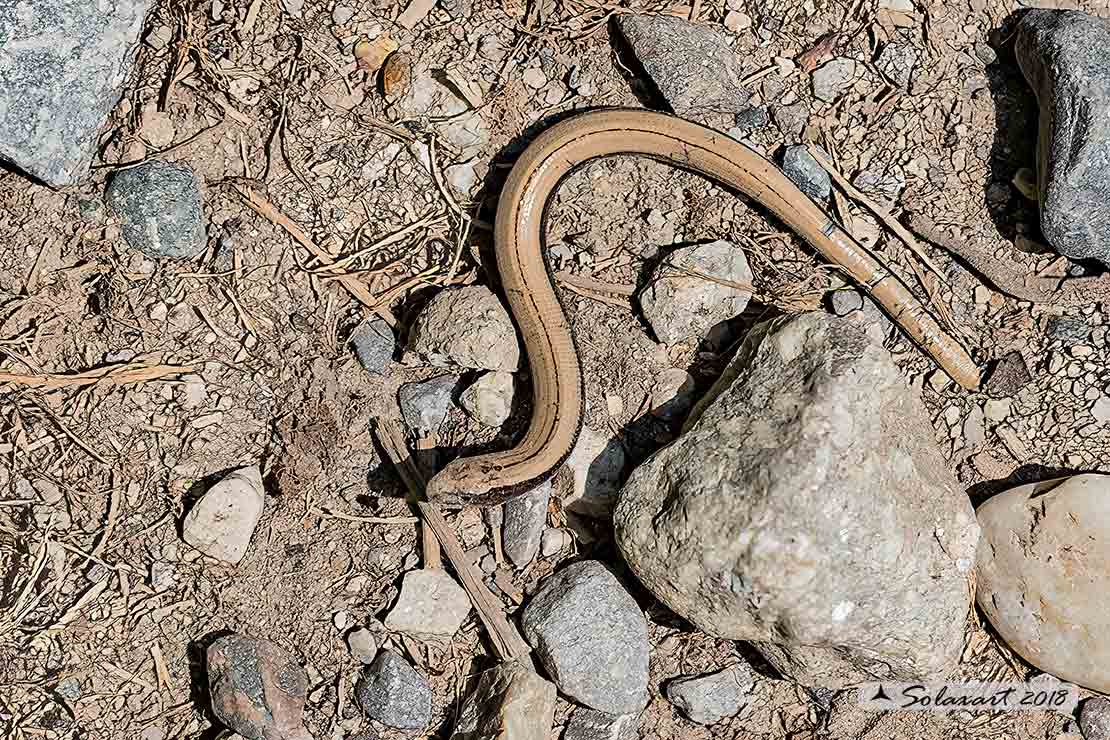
[207,634,312,740]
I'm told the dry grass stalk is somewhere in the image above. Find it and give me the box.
[373,419,532,662]
[0,362,194,391]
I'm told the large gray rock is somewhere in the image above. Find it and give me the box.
[448,661,556,740]
[356,651,432,730]
[521,561,649,714]
[665,664,753,725]
[207,634,311,740]
[616,14,750,119]
[640,240,753,345]
[0,0,154,186]
[1016,10,1110,266]
[615,312,979,687]
[407,286,521,372]
[106,161,207,259]
[976,475,1110,693]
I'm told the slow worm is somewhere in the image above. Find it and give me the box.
[424,108,981,507]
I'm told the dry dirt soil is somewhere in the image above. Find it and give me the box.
[1,0,1107,738]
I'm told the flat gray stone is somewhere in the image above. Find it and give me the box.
[781,145,831,203]
[346,628,377,665]
[640,240,753,345]
[503,481,551,568]
[812,58,859,103]
[829,289,865,316]
[0,0,154,185]
[615,313,979,688]
[407,286,521,371]
[384,568,471,638]
[207,634,311,740]
[356,651,431,730]
[976,475,1110,693]
[616,14,750,119]
[398,375,458,436]
[876,35,920,88]
[448,661,556,740]
[350,318,394,375]
[183,465,264,564]
[1017,10,1110,265]
[562,708,638,740]
[665,664,753,725]
[106,161,207,259]
[521,560,649,714]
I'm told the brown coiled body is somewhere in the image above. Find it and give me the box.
[424,109,980,507]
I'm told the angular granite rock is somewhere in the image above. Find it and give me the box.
[1016,10,1110,266]
[448,661,556,740]
[640,240,753,345]
[407,286,521,372]
[665,663,753,725]
[502,481,551,568]
[976,474,1110,693]
[615,312,979,687]
[616,14,750,120]
[0,0,155,185]
[207,634,311,740]
[356,651,432,730]
[563,708,638,740]
[521,561,649,714]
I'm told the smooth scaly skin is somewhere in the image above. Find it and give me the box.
[424,108,981,507]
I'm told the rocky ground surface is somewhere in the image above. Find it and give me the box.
[4,0,1110,739]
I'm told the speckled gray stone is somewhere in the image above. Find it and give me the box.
[781,145,831,203]
[1080,697,1110,740]
[521,560,649,714]
[207,634,311,740]
[0,0,155,185]
[356,651,431,730]
[1017,10,1110,266]
[502,481,552,567]
[350,318,394,375]
[398,375,458,436]
[665,664,754,725]
[616,14,750,119]
[562,708,638,740]
[106,161,207,259]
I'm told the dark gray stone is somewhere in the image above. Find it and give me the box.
[1080,697,1110,740]
[732,106,770,133]
[983,351,1032,398]
[521,561,649,714]
[1016,10,1110,266]
[106,161,207,259]
[616,14,750,119]
[356,651,432,730]
[350,318,394,375]
[665,664,754,725]
[503,481,551,568]
[562,708,638,740]
[206,634,312,740]
[398,375,458,436]
[0,0,154,186]
[1046,315,1089,344]
[615,313,979,688]
[781,145,831,203]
